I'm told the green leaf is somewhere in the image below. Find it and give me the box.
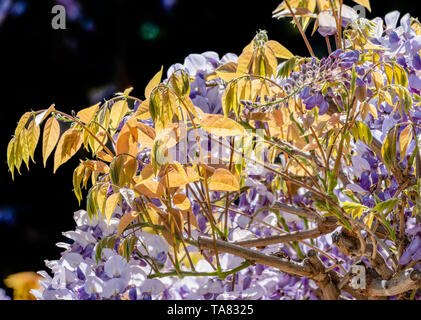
[381,126,397,169]
[87,186,98,220]
[373,198,400,213]
[222,80,238,117]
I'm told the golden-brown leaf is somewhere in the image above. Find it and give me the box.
[371,71,384,90]
[116,118,139,156]
[97,150,113,162]
[208,168,240,192]
[161,162,189,188]
[77,102,100,124]
[137,121,156,149]
[53,129,83,173]
[173,193,191,210]
[201,114,245,136]
[117,210,139,235]
[134,180,165,198]
[133,164,155,184]
[399,125,412,159]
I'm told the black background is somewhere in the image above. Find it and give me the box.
[0,0,415,296]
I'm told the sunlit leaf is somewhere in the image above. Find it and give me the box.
[117,211,139,235]
[374,198,400,213]
[77,102,100,124]
[215,62,238,82]
[109,100,129,134]
[134,180,165,198]
[208,168,240,192]
[371,70,384,90]
[145,66,163,98]
[42,117,60,167]
[137,121,156,149]
[116,118,139,156]
[201,114,245,136]
[161,162,190,188]
[399,125,412,159]
[72,164,85,204]
[14,112,31,137]
[134,99,151,120]
[53,128,83,173]
[6,137,16,180]
[173,193,191,210]
[105,192,120,225]
[265,40,294,59]
[381,126,397,169]
[26,119,40,164]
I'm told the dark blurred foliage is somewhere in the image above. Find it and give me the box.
[0,0,416,295]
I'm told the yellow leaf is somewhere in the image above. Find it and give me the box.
[173,193,191,210]
[352,0,371,12]
[117,210,139,235]
[42,117,60,167]
[7,137,16,179]
[399,125,412,159]
[123,87,134,96]
[105,192,120,225]
[109,100,129,134]
[77,102,100,124]
[53,129,83,173]
[215,62,238,82]
[242,40,254,53]
[96,183,108,216]
[145,66,163,98]
[201,114,245,136]
[236,50,254,75]
[263,46,278,77]
[161,162,190,188]
[208,168,240,192]
[371,71,384,90]
[26,120,40,163]
[185,166,200,183]
[265,40,294,59]
[19,130,30,170]
[13,133,23,174]
[134,99,151,120]
[14,112,31,137]
[35,104,55,126]
[4,271,43,300]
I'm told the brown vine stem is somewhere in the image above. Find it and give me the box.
[211,204,345,271]
[284,0,315,57]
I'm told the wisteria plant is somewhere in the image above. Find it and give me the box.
[5,0,421,300]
